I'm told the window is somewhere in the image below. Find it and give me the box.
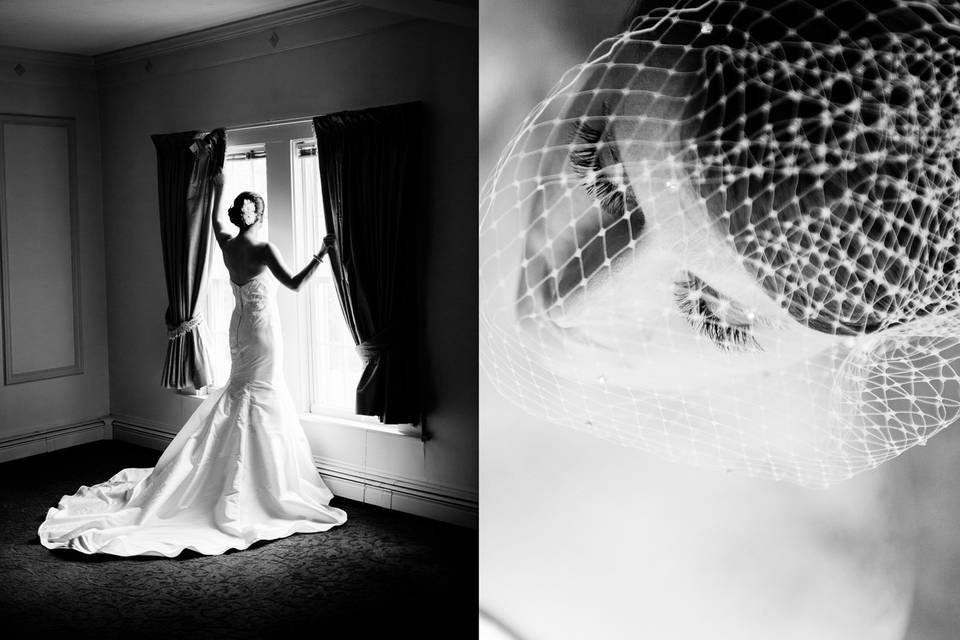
[201,121,381,427]
[291,140,366,416]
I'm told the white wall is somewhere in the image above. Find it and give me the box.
[0,48,110,455]
[97,7,477,520]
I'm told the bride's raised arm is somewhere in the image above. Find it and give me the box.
[210,172,234,249]
[263,235,334,291]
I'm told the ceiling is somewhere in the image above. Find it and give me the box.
[0,0,476,57]
[0,0,336,56]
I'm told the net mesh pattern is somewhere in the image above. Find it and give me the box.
[479,0,960,487]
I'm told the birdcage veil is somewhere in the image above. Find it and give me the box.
[479,0,960,487]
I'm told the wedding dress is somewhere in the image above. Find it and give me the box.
[38,270,347,556]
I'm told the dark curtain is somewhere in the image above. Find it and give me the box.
[313,102,423,425]
[152,128,225,390]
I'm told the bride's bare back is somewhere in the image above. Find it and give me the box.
[220,235,269,286]
[211,183,332,291]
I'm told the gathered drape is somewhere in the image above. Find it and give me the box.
[312,102,423,425]
[152,128,225,390]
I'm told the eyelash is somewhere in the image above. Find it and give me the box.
[568,121,755,353]
[674,274,763,353]
[567,121,634,221]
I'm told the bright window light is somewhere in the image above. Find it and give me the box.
[291,139,367,416]
[203,145,267,387]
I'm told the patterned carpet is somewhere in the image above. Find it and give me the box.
[0,440,476,639]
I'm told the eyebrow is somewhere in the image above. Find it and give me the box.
[567,115,630,189]
[569,100,614,154]
[567,118,604,170]
[567,106,647,270]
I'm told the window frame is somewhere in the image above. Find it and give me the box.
[196,119,418,436]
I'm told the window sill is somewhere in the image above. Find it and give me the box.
[177,388,210,398]
[179,389,421,438]
[300,412,421,438]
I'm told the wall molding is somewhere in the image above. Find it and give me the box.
[0,416,108,463]
[109,414,177,450]
[350,0,476,28]
[313,454,477,528]
[95,0,358,68]
[111,414,477,528]
[0,45,95,69]
[0,114,84,384]
[94,10,414,89]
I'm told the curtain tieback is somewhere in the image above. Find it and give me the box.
[168,314,204,340]
[356,326,396,362]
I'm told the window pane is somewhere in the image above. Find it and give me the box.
[203,147,267,387]
[292,140,364,413]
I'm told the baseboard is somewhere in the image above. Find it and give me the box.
[111,414,478,529]
[0,417,110,463]
[110,415,177,451]
[314,455,478,529]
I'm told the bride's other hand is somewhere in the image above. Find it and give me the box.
[322,234,336,248]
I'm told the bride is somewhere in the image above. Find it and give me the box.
[37,175,347,557]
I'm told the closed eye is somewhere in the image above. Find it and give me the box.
[674,272,764,353]
[567,117,643,230]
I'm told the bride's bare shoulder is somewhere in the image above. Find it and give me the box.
[219,235,237,255]
[254,240,280,262]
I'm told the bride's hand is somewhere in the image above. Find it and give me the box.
[322,234,336,248]
[212,171,225,189]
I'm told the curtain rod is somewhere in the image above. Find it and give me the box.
[225,144,315,160]
[223,116,315,133]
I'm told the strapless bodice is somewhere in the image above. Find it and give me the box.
[228,270,282,384]
[230,271,275,311]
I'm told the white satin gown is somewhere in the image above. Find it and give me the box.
[38,270,347,556]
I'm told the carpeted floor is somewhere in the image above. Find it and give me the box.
[0,440,476,639]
